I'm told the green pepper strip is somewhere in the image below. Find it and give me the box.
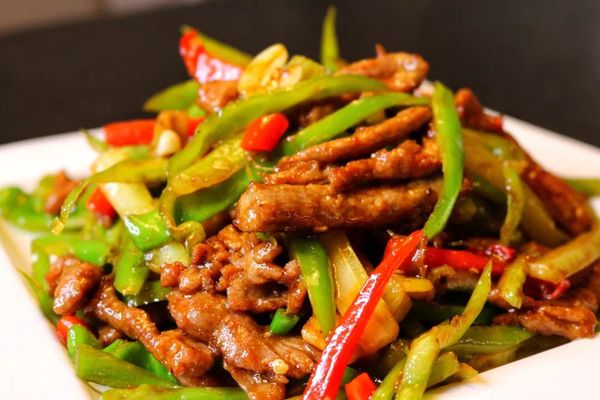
[18,271,59,324]
[144,80,202,113]
[124,280,172,307]
[497,254,528,308]
[67,324,100,359]
[320,6,343,72]
[407,301,497,326]
[75,344,176,389]
[168,75,385,175]
[269,308,301,336]
[396,263,492,400]
[291,237,336,336]
[124,210,171,251]
[32,174,56,213]
[31,245,51,291]
[282,92,429,155]
[500,161,525,245]
[463,129,569,246]
[528,222,600,282]
[114,237,149,296]
[422,82,464,239]
[84,129,109,152]
[446,325,534,357]
[33,234,110,266]
[566,178,600,198]
[104,339,177,383]
[0,187,53,232]
[101,384,247,400]
[52,158,168,235]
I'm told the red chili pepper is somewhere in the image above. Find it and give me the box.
[424,247,506,275]
[103,119,155,146]
[242,113,289,152]
[303,230,424,400]
[56,315,91,345]
[86,188,116,219]
[179,29,242,84]
[524,278,570,300]
[345,373,377,400]
[187,116,205,137]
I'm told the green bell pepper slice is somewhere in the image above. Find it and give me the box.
[124,210,171,251]
[101,384,247,400]
[104,339,177,383]
[144,80,201,113]
[269,308,301,336]
[114,237,149,296]
[67,324,100,359]
[320,6,343,72]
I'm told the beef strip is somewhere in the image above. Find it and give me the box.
[161,225,307,314]
[264,160,327,186]
[493,305,596,340]
[328,138,441,191]
[46,256,102,315]
[278,106,432,167]
[90,277,214,383]
[168,290,318,400]
[97,324,125,347]
[234,179,439,233]
[197,80,239,113]
[454,88,504,134]
[337,45,429,92]
[44,171,78,215]
[522,161,593,235]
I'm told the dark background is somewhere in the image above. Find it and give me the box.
[1,0,599,146]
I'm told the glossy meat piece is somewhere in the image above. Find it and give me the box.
[278,106,432,167]
[91,277,214,382]
[454,88,504,134]
[337,46,429,92]
[328,139,441,191]
[197,80,239,112]
[97,324,125,347]
[168,291,318,400]
[522,161,593,235]
[264,160,326,186]
[47,256,102,315]
[493,305,597,340]
[234,179,439,233]
[161,225,306,314]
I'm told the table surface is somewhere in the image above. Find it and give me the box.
[0,0,599,147]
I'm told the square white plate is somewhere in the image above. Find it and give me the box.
[0,120,598,400]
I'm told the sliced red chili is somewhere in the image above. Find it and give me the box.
[56,315,90,345]
[103,119,155,146]
[345,372,377,400]
[242,113,289,152]
[303,230,424,400]
[179,29,243,84]
[424,247,506,275]
[86,188,116,219]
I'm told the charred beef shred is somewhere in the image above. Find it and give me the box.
[168,291,318,400]
[337,45,429,92]
[90,277,215,384]
[46,256,102,315]
[44,171,79,215]
[197,80,239,113]
[235,180,439,233]
[161,225,307,314]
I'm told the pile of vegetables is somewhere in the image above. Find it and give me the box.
[1,6,599,400]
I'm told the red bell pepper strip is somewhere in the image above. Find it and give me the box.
[241,113,289,152]
[86,187,116,219]
[424,247,506,275]
[303,230,424,400]
[103,119,155,146]
[524,278,571,300]
[345,372,377,400]
[56,315,91,345]
[179,29,243,84]
[187,116,205,137]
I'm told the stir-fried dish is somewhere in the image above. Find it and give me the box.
[2,7,600,400]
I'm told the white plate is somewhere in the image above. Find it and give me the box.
[0,120,598,400]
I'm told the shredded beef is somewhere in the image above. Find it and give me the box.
[197,80,239,112]
[47,256,102,315]
[454,88,504,134]
[337,46,428,92]
[234,179,439,233]
[522,161,593,236]
[91,277,214,383]
[97,324,125,347]
[161,225,307,314]
[278,106,432,167]
[168,291,318,400]
[44,171,78,215]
